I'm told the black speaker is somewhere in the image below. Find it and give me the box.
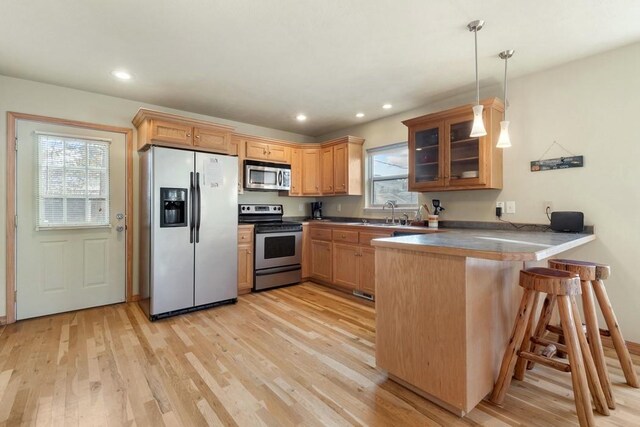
[550,211,584,233]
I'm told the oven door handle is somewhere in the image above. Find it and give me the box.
[255,265,302,276]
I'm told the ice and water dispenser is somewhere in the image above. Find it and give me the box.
[160,188,187,227]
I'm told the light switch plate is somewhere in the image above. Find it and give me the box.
[337,204,342,212]
[298,204,304,212]
[506,201,516,214]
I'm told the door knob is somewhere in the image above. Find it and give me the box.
[116,213,124,220]
[116,225,125,232]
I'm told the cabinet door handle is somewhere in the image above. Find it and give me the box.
[195,135,200,139]
[248,250,252,255]
[329,185,332,190]
[186,133,191,137]
[342,183,345,187]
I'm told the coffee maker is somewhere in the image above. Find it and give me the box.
[310,202,323,219]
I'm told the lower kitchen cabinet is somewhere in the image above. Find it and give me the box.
[332,243,359,290]
[238,225,254,294]
[310,240,332,282]
[359,247,376,295]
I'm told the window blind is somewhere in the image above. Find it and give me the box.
[37,133,111,229]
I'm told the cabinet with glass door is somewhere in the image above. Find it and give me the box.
[404,98,504,192]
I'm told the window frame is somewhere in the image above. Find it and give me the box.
[367,142,418,209]
[36,132,112,230]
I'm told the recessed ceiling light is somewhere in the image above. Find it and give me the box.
[296,114,307,122]
[355,112,365,118]
[382,103,392,110]
[111,70,132,80]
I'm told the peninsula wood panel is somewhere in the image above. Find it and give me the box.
[375,247,521,415]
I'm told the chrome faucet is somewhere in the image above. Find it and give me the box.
[383,200,397,224]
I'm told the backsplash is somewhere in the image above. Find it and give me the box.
[238,191,317,218]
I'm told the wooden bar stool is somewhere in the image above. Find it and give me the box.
[546,260,639,390]
[490,267,608,427]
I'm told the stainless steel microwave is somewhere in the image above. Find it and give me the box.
[244,160,291,191]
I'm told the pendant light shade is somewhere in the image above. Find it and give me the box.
[470,105,487,137]
[497,49,515,148]
[468,20,486,138]
[496,120,511,148]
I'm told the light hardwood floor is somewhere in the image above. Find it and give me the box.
[0,282,638,426]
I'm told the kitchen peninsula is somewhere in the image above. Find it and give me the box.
[372,229,595,416]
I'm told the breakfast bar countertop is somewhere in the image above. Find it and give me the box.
[371,229,595,261]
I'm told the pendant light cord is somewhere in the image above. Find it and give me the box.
[474,28,480,106]
[503,55,508,121]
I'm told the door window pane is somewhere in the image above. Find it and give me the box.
[37,134,110,228]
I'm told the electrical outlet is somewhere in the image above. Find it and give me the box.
[496,201,505,210]
[298,203,303,212]
[506,201,516,214]
[543,201,553,214]
[337,203,342,212]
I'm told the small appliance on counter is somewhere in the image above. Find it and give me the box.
[550,211,584,232]
[238,204,302,291]
[311,201,323,219]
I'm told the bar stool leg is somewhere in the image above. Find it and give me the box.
[571,296,609,416]
[558,295,595,427]
[592,279,640,388]
[490,289,536,405]
[514,293,541,380]
[580,280,616,409]
[526,294,556,370]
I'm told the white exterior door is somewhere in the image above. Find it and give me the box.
[15,120,126,320]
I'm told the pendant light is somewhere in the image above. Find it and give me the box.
[496,50,514,148]
[467,20,486,137]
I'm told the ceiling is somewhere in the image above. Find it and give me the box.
[2,1,640,136]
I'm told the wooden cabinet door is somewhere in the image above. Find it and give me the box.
[408,120,445,191]
[267,144,290,163]
[445,113,486,187]
[310,240,332,282]
[150,120,193,146]
[289,148,302,196]
[321,147,334,194]
[301,224,310,279]
[193,126,230,153]
[332,243,359,290]
[359,247,376,296]
[333,143,348,194]
[302,148,321,195]
[237,243,253,294]
[245,140,270,160]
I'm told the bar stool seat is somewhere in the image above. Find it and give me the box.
[547,259,639,390]
[490,267,608,427]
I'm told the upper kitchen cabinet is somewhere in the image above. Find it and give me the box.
[132,108,233,154]
[403,98,504,191]
[328,136,364,196]
[289,148,302,196]
[321,146,334,194]
[302,148,322,195]
[244,136,291,164]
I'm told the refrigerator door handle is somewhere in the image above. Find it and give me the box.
[190,172,195,243]
[195,172,202,243]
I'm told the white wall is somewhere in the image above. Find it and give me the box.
[317,42,640,341]
[0,75,316,317]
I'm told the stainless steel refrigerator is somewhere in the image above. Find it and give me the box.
[139,146,238,320]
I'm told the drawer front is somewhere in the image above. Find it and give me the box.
[238,226,254,243]
[309,228,332,241]
[359,231,393,246]
[332,229,359,244]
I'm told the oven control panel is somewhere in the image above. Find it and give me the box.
[239,204,283,214]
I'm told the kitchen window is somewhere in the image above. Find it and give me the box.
[368,142,418,207]
[37,133,110,229]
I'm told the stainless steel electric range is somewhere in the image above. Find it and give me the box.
[238,204,302,291]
